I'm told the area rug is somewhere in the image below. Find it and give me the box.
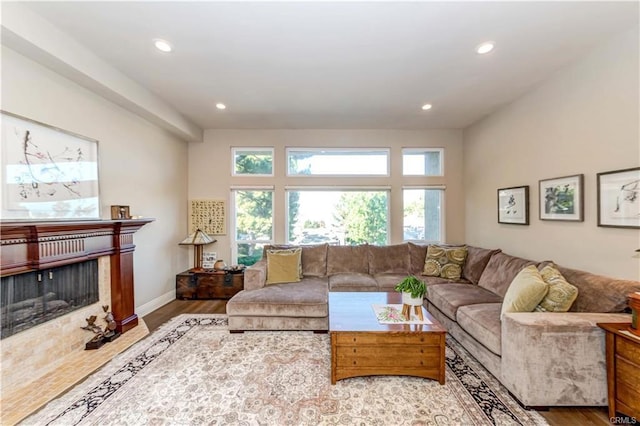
[22,314,548,426]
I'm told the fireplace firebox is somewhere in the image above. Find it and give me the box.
[1,260,99,339]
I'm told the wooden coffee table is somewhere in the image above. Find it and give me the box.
[329,292,447,385]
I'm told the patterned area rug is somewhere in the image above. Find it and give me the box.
[22,314,548,426]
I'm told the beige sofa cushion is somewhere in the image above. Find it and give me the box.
[426,283,503,321]
[501,265,549,319]
[368,243,409,274]
[478,252,538,297]
[327,245,369,275]
[329,273,378,292]
[457,303,503,356]
[374,274,408,291]
[226,277,328,318]
[408,243,429,276]
[301,244,328,277]
[463,246,501,285]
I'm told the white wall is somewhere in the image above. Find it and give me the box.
[189,129,464,263]
[1,47,191,309]
[463,28,640,280]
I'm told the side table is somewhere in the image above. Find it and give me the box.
[176,269,244,300]
[597,322,640,421]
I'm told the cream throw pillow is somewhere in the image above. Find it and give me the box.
[535,264,579,312]
[501,265,550,319]
[266,248,302,285]
[423,245,468,280]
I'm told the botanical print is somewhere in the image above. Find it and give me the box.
[1,112,99,219]
[372,304,433,324]
[599,168,640,228]
[539,175,583,221]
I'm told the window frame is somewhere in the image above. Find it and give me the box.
[402,148,444,177]
[402,186,445,244]
[286,147,390,177]
[230,186,275,265]
[231,147,275,177]
[285,186,391,245]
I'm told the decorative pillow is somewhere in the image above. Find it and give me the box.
[501,265,550,319]
[535,264,579,312]
[266,248,302,285]
[423,245,468,280]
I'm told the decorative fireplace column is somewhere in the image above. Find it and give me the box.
[0,219,153,334]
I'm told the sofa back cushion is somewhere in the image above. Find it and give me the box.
[301,244,328,277]
[463,246,501,285]
[556,265,640,313]
[408,243,429,276]
[327,245,369,275]
[368,243,409,274]
[478,252,538,297]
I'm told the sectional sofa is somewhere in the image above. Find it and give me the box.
[225,242,640,407]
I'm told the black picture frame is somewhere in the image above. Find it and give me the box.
[597,167,640,228]
[497,186,529,225]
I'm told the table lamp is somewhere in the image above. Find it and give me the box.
[179,229,216,270]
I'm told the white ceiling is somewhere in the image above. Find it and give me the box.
[13,1,640,130]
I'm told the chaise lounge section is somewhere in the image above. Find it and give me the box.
[226,242,640,407]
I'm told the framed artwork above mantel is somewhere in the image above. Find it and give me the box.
[1,111,100,221]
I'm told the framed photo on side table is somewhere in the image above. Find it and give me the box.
[539,174,584,221]
[597,167,640,228]
[497,186,529,225]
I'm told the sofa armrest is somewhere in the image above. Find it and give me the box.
[244,260,267,291]
[501,312,631,407]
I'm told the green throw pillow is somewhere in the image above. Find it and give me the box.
[501,265,550,319]
[535,264,579,312]
[266,248,302,285]
[423,245,468,280]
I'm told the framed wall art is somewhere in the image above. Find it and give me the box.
[597,167,639,228]
[1,111,100,220]
[539,174,584,221]
[497,186,529,225]
[189,199,226,235]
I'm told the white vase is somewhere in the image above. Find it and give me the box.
[402,291,424,306]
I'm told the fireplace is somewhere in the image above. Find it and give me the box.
[1,260,99,339]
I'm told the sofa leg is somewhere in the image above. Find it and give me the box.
[229,330,245,334]
[313,330,328,334]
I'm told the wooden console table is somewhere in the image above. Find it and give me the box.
[1,219,154,333]
[597,322,640,419]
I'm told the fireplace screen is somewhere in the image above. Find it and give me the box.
[1,260,99,339]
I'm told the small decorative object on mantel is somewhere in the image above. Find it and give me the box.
[110,205,131,220]
[394,276,427,321]
[628,292,640,337]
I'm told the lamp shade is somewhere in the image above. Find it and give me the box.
[179,229,216,246]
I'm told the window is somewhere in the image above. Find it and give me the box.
[402,148,443,176]
[403,188,443,242]
[287,148,389,176]
[232,188,274,265]
[232,147,274,176]
[286,189,389,245]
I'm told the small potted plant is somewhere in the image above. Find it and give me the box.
[394,275,427,306]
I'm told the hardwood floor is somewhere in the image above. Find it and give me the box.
[143,300,611,426]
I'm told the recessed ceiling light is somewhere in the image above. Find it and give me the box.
[476,41,495,55]
[154,39,172,53]
[421,104,433,111]
[216,103,226,110]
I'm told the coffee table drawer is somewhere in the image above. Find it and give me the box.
[335,332,442,346]
[336,345,442,367]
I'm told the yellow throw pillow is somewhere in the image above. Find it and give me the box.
[423,245,468,280]
[535,264,579,312]
[266,248,302,285]
[501,265,550,319]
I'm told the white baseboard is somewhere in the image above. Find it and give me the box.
[136,290,175,318]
